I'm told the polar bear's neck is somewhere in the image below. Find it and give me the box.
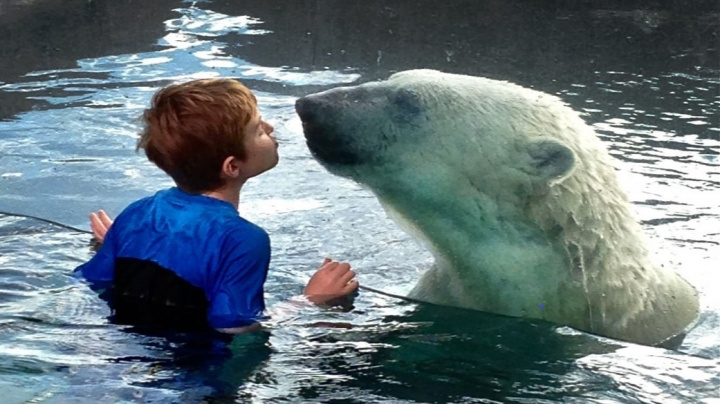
[526,159,699,344]
[371,156,697,345]
[373,176,577,315]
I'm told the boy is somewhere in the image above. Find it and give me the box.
[74,78,358,334]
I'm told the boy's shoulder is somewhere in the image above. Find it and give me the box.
[220,215,270,248]
[112,189,169,224]
[111,187,269,245]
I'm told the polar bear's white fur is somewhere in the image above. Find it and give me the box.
[295,69,698,346]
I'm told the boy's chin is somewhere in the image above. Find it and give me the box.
[256,159,279,177]
[268,156,280,171]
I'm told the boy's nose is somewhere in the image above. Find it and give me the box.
[263,121,274,133]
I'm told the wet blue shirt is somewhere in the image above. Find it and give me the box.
[74,187,270,329]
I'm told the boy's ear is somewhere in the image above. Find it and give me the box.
[220,156,242,179]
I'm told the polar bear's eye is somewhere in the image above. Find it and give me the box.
[392,89,423,116]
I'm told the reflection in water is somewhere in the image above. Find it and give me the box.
[0,0,718,402]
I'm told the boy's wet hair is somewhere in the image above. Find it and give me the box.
[137,78,258,193]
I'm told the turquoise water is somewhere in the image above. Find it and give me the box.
[0,1,718,402]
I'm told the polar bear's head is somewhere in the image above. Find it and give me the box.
[296,69,579,211]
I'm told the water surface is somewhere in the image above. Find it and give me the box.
[0,1,718,402]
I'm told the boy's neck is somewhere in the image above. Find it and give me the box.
[201,180,245,209]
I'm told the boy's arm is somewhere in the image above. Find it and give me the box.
[74,213,118,283]
[216,258,359,334]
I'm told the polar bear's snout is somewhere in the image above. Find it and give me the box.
[296,86,388,166]
[295,93,331,147]
[296,93,362,165]
[295,94,325,127]
[297,83,425,169]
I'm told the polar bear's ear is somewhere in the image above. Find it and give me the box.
[526,139,576,183]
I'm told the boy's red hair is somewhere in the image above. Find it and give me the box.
[137,78,258,193]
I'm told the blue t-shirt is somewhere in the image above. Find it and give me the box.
[74,187,270,329]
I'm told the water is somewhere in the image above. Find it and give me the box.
[0,0,718,402]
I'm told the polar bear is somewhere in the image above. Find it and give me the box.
[295,69,699,346]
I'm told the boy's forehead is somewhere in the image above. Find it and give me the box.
[246,109,261,127]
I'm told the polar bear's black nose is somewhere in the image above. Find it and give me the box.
[295,93,362,165]
[294,95,319,123]
[295,94,333,144]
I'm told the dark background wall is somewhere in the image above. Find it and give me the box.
[0,0,717,120]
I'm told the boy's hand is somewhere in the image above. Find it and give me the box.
[303,258,359,309]
[90,210,113,244]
